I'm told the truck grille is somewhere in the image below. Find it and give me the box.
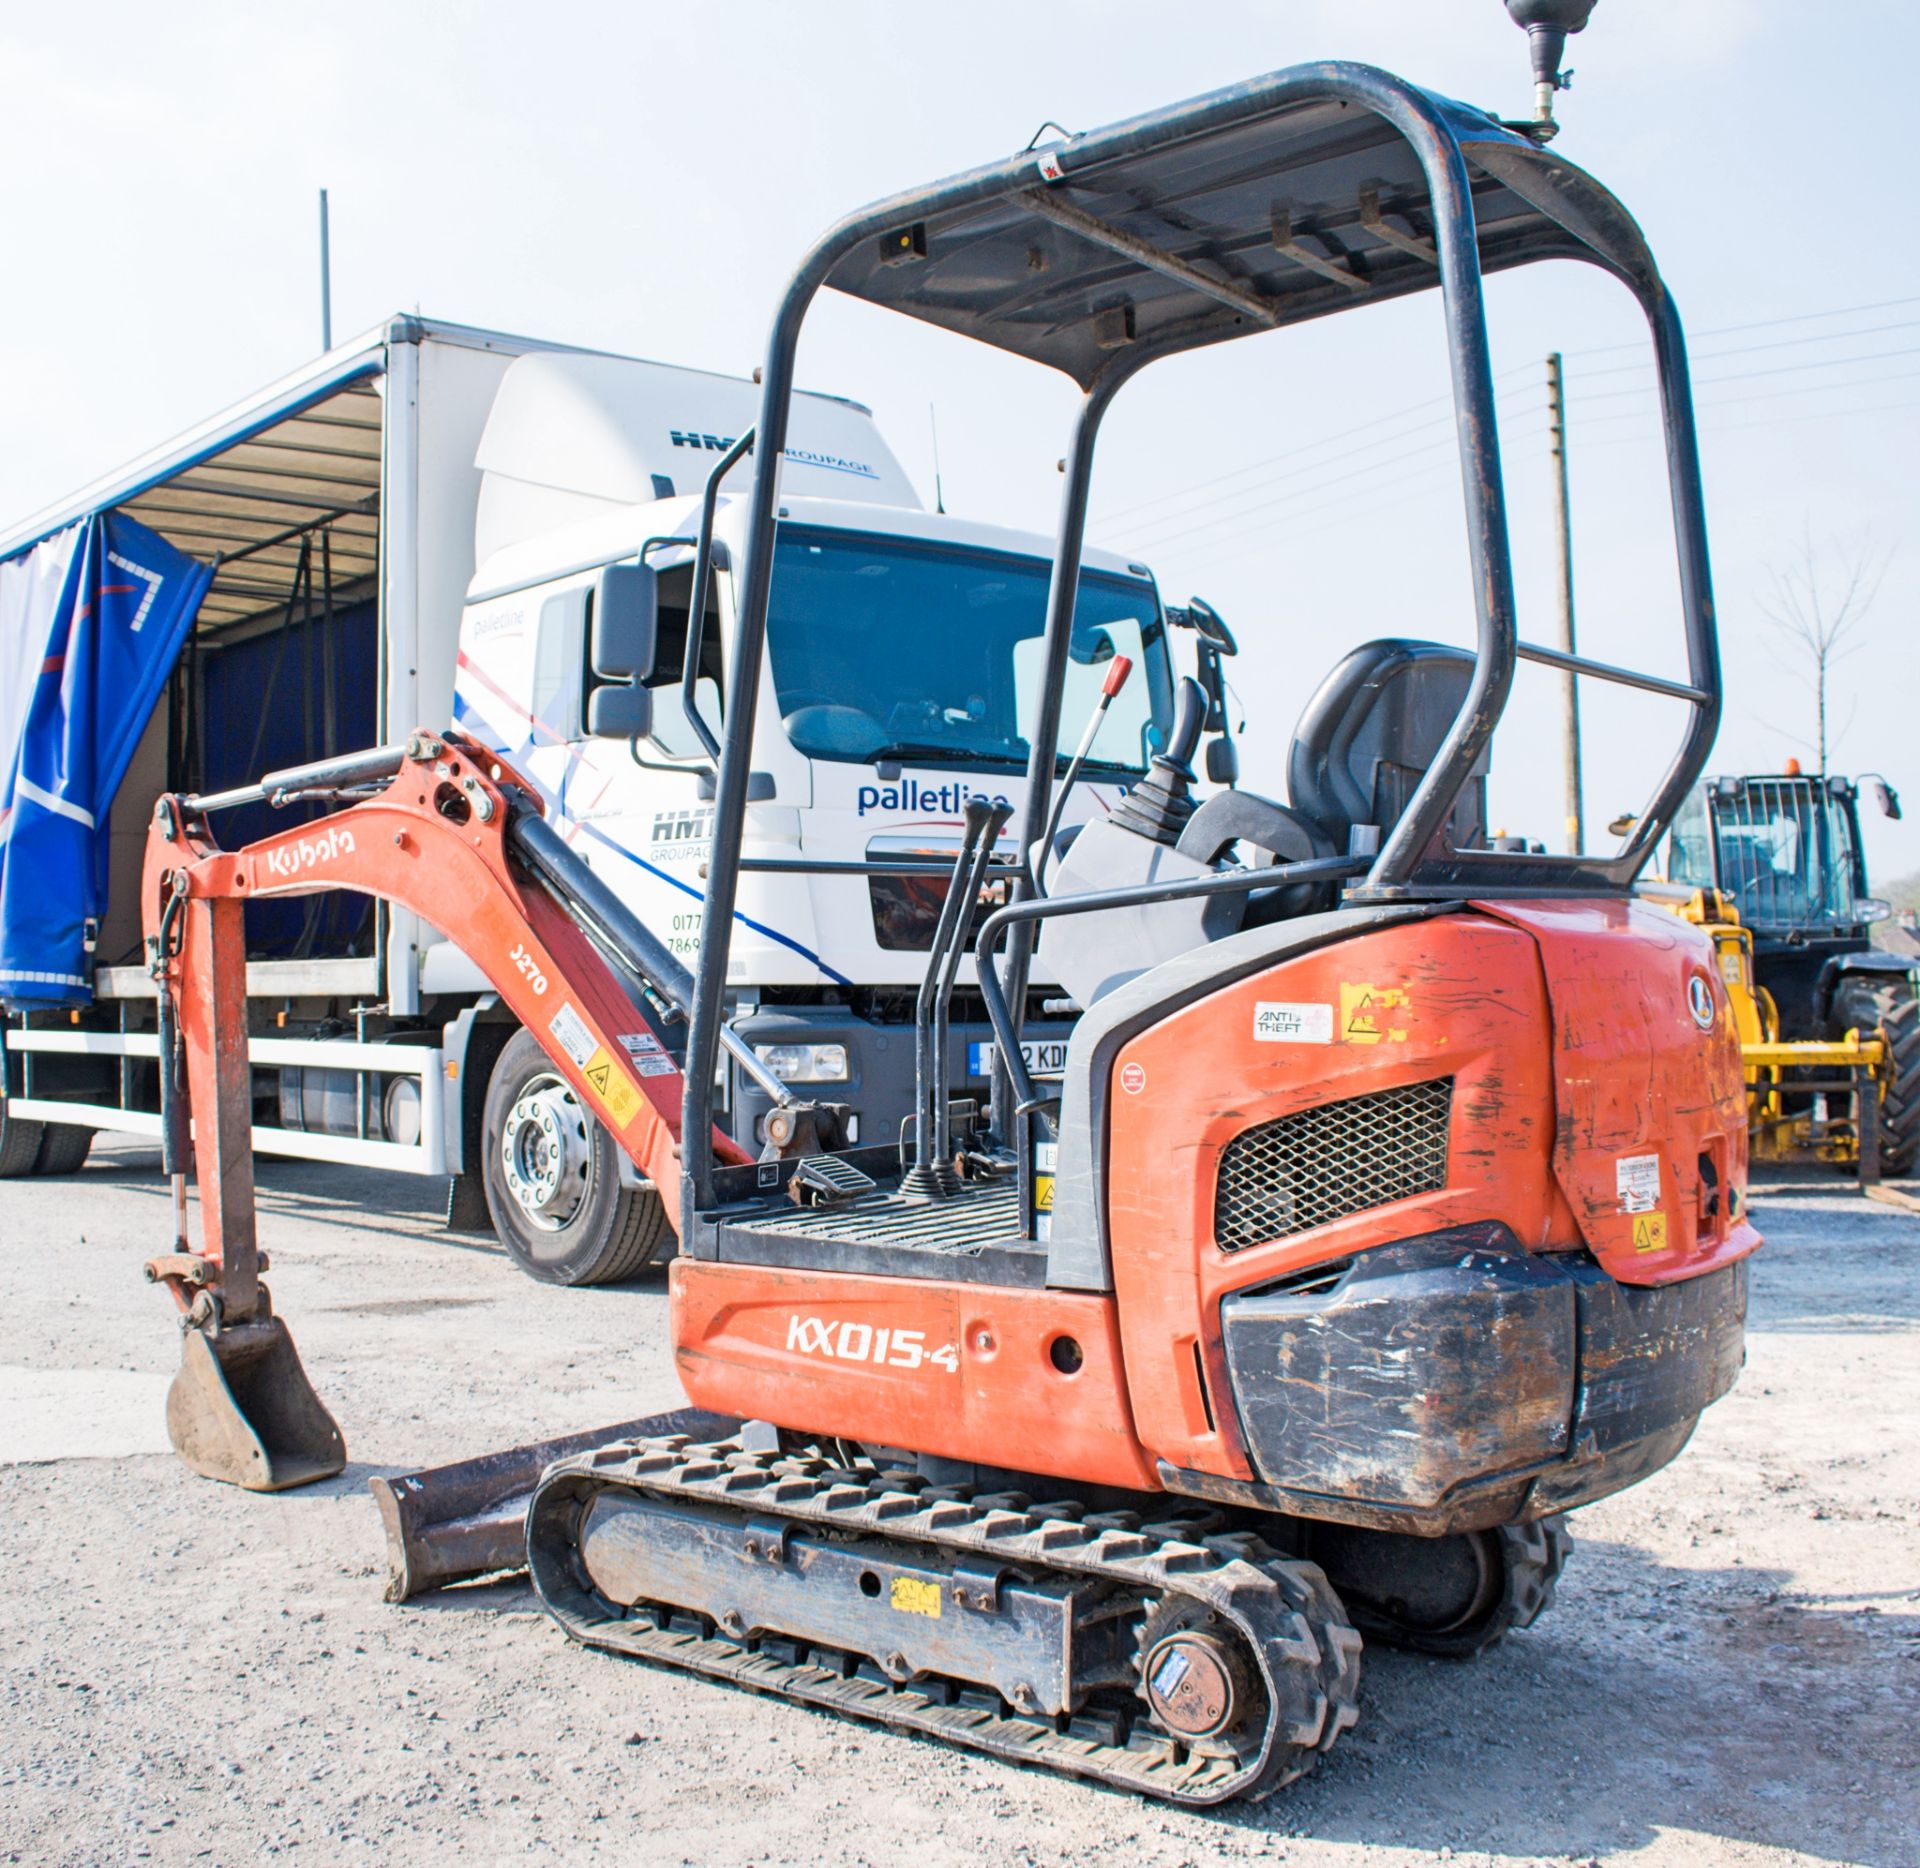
[1214,1077,1453,1250]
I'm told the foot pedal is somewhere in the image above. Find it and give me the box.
[788,1155,877,1207]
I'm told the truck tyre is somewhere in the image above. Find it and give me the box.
[0,1105,44,1177]
[33,1121,94,1175]
[1832,973,1920,1177]
[480,1029,673,1285]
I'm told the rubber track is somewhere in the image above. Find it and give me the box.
[530,1437,1360,1806]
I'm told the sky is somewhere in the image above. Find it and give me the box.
[4,0,1916,879]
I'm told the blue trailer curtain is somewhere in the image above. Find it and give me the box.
[0,512,210,1007]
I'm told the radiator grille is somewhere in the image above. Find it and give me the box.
[1214,1077,1453,1250]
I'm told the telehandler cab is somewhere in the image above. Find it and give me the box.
[1662,769,1917,1189]
[139,11,1758,1806]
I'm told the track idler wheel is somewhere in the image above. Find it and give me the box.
[166,1315,346,1492]
[1304,1516,1571,1659]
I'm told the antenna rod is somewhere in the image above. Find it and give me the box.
[318,188,333,352]
[928,402,946,515]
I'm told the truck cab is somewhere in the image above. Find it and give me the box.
[444,351,1176,1261]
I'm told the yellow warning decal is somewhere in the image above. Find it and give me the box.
[1631,1211,1669,1254]
[1033,1175,1055,1213]
[581,1046,643,1131]
[1339,981,1411,1045]
[890,1575,942,1619]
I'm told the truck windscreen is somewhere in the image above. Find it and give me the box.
[766,526,1170,773]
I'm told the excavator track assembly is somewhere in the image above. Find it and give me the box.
[528,1433,1361,1805]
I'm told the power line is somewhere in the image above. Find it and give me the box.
[1567,291,1920,358]
[1579,394,1920,451]
[1572,343,1920,402]
[1114,406,1554,554]
[1091,363,1537,529]
[1573,315,1920,379]
[1099,294,1920,536]
[1571,365,1920,425]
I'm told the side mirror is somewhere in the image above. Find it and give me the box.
[1205,735,1239,785]
[1872,777,1902,822]
[591,563,661,683]
[1186,596,1238,657]
[588,683,653,741]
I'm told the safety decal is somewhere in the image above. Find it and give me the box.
[1032,1141,1057,1226]
[1253,1001,1333,1044]
[890,1576,943,1619]
[1119,1061,1147,1095]
[548,1001,596,1068]
[1339,982,1410,1044]
[580,1046,643,1130]
[618,1032,680,1079]
[1616,1152,1661,1214]
[1631,1212,1669,1254]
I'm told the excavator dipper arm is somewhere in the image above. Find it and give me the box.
[137,729,750,1489]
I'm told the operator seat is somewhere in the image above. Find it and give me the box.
[1287,638,1488,863]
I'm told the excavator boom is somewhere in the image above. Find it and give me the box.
[139,728,750,1488]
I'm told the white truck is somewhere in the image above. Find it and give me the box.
[0,317,1185,1283]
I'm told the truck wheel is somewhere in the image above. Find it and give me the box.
[33,1122,93,1175]
[480,1029,672,1285]
[1831,973,1920,1177]
[0,1105,44,1177]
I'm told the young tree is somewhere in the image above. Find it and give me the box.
[1758,521,1891,773]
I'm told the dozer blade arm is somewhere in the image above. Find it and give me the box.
[137,728,751,1489]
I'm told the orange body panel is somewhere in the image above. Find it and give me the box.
[1104,906,1760,1483]
[1477,899,1756,1282]
[670,1260,1160,1492]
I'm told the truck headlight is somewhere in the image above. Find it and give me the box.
[1855,897,1893,924]
[750,1042,850,1084]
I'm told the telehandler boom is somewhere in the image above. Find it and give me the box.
[140,17,1759,1807]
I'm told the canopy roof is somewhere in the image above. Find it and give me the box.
[822,64,1659,388]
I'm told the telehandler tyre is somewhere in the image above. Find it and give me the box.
[480,1029,672,1285]
[1831,973,1920,1177]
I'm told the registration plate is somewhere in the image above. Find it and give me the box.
[968,1039,1069,1080]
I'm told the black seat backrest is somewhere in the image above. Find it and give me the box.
[1287,639,1488,858]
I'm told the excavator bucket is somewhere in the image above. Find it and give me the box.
[165,1318,346,1492]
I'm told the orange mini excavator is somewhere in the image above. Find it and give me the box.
[139,14,1758,1807]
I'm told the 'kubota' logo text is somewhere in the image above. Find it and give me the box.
[264,826,356,879]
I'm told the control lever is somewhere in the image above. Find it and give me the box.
[903,798,1006,1196]
[928,801,1013,1183]
[1034,655,1134,895]
[1162,673,1207,775]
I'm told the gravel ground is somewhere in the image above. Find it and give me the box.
[2,1139,1915,1868]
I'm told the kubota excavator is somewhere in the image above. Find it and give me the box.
[138,8,1759,1806]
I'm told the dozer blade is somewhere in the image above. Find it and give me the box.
[370,1407,739,1602]
[165,1317,346,1492]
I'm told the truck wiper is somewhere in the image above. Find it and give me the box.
[872,741,1016,767]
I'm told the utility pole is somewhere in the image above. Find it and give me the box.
[318,189,333,352]
[1546,351,1584,854]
